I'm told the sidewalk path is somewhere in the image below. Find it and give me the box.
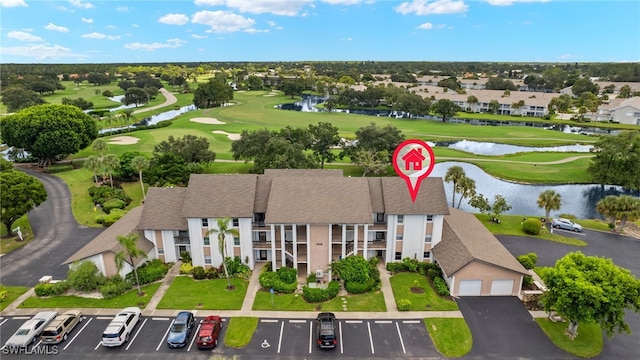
[240,262,266,312]
[142,260,182,316]
[378,262,398,312]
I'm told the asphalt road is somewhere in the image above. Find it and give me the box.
[0,168,105,286]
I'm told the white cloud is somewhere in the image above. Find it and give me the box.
[191,34,208,38]
[192,10,255,33]
[0,44,85,60]
[106,25,117,29]
[124,38,186,51]
[158,13,190,25]
[485,0,549,5]
[194,0,224,5]
[244,28,268,33]
[320,0,363,5]
[0,0,27,7]
[418,22,433,29]
[395,0,468,15]
[44,23,69,33]
[56,5,74,12]
[225,0,312,16]
[69,0,93,9]
[7,30,43,42]
[116,6,132,12]
[81,17,93,23]
[82,32,120,40]
[341,37,353,41]
[132,24,139,28]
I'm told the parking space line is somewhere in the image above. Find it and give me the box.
[64,317,93,350]
[96,316,112,320]
[34,339,43,347]
[0,319,7,326]
[289,320,306,323]
[125,318,147,350]
[308,320,313,354]
[277,320,284,353]
[395,321,406,354]
[186,323,201,352]
[156,319,175,351]
[94,339,101,350]
[402,320,420,324]
[344,320,362,324]
[261,319,278,323]
[367,321,374,354]
[13,316,30,320]
[339,321,344,354]
[152,317,170,321]
[375,320,392,324]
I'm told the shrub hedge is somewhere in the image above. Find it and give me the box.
[433,277,450,296]
[397,299,412,311]
[34,281,70,297]
[302,281,340,303]
[522,218,542,235]
[125,259,170,285]
[99,276,129,299]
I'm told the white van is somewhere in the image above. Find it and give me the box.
[101,307,141,347]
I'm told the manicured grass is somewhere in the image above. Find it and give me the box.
[535,318,603,358]
[0,285,30,311]
[225,317,258,348]
[389,273,459,311]
[576,219,611,232]
[424,318,473,357]
[476,214,588,246]
[156,276,247,310]
[252,288,386,311]
[19,283,161,308]
[0,216,34,254]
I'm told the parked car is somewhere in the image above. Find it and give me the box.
[196,315,222,349]
[551,218,583,232]
[316,312,337,349]
[41,310,83,344]
[4,311,57,348]
[167,311,195,348]
[101,307,141,347]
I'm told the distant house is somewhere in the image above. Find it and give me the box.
[595,97,640,125]
[66,170,526,296]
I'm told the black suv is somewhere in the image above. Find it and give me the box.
[316,312,337,349]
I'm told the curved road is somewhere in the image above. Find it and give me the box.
[0,168,105,286]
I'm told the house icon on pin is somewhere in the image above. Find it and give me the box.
[402,148,425,171]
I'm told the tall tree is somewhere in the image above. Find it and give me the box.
[431,98,460,122]
[343,122,405,164]
[466,95,478,112]
[115,233,147,296]
[588,131,640,190]
[445,166,465,208]
[131,156,150,201]
[193,78,234,108]
[1,104,98,167]
[92,139,109,159]
[596,195,640,233]
[1,85,47,112]
[206,218,240,290]
[123,87,148,107]
[103,154,120,188]
[0,170,47,236]
[541,252,640,339]
[491,195,512,222]
[308,122,341,168]
[154,135,216,164]
[455,176,476,209]
[352,149,389,177]
[488,100,500,114]
[84,155,101,185]
[537,190,562,221]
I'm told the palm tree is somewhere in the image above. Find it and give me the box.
[102,154,120,188]
[84,155,101,185]
[119,108,135,125]
[455,176,476,209]
[488,100,500,114]
[131,156,150,200]
[92,139,109,159]
[466,95,478,112]
[537,190,562,221]
[445,166,465,208]
[206,217,239,289]
[115,233,147,296]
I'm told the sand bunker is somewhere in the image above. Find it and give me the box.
[212,130,241,141]
[190,117,226,125]
[263,94,276,97]
[107,136,139,145]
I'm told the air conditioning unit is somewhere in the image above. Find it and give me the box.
[315,270,324,278]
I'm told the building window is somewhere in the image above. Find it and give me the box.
[233,218,239,227]
[375,213,385,223]
[426,215,433,222]
[375,232,384,240]
[395,252,402,260]
[254,213,265,226]
[258,232,267,242]
[234,237,240,246]
[203,237,210,246]
[423,252,431,259]
[424,234,432,243]
[396,234,403,241]
[397,215,404,224]
[201,218,208,227]
[259,250,268,260]
[158,248,164,255]
[204,256,212,265]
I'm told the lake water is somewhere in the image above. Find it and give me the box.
[436,140,592,155]
[431,162,637,219]
[106,95,137,112]
[99,104,197,134]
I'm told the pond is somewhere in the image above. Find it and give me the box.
[431,162,638,219]
[99,104,197,134]
[106,95,137,112]
[434,140,592,156]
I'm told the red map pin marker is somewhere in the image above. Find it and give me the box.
[392,139,436,202]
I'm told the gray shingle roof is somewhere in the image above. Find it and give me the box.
[367,178,385,213]
[265,177,372,225]
[138,187,188,230]
[381,177,450,215]
[432,208,527,276]
[181,174,257,218]
[63,206,153,266]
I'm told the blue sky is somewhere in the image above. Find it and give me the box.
[1,0,639,63]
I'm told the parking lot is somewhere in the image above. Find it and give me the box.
[0,315,441,359]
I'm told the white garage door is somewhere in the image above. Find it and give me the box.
[458,280,482,296]
[490,280,514,295]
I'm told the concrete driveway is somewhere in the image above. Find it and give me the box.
[0,168,105,286]
[457,296,572,360]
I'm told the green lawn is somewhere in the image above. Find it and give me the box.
[225,317,258,348]
[1,216,34,254]
[156,276,247,310]
[476,214,588,246]
[535,318,603,358]
[424,318,473,357]
[0,285,30,311]
[389,272,459,311]
[252,288,386,311]
[19,283,161,308]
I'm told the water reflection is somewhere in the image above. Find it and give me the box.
[431,162,638,219]
[106,95,137,112]
[439,140,592,156]
[99,105,197,134]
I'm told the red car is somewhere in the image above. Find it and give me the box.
[196,315,222,349]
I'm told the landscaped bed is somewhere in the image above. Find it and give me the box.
[156,276,247,310]
[251,289,386,312]
[424,318,473,357]
[389,272,458,311]
[18,282,161,308]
